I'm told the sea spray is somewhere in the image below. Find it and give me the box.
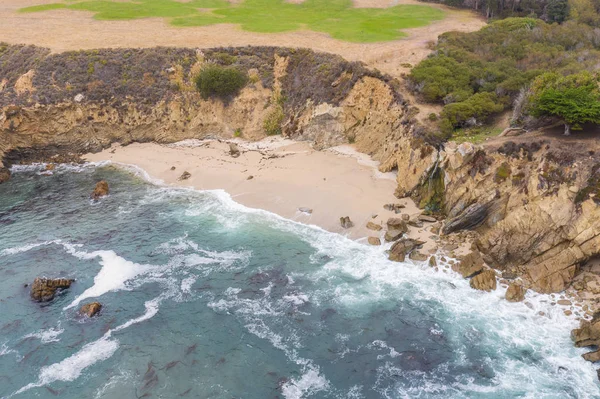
[0,164,598,398]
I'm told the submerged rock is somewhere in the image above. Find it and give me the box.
[298,207,313,214]
[30,277,74,302]
[505,283,526,302]
[0,167,11,184]
[91,180,109,200]
[80,302,102,317]
[470,270,497,291]
[340,216,354,229]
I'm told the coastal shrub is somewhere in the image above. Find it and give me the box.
[494,162,511,183]
[194,64,248,100]
[409,18,600,137]
[263,104,284,136]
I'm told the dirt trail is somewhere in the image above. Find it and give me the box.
[0,0,485,78]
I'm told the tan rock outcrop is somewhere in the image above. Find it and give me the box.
[505,283,526,302]
[30,278,74,302]
[470,270,497,291]
[80,302,102,317]
[91,180,109,200]
[456,251,485,278]
[0,167,10,184]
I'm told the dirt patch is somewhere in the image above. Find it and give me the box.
[0,0,485,79]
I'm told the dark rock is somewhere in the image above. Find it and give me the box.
[170,166,176,171]
[340,216,354,229]
[505,283,526,302]
[179,171,191,181]
[30,277,74,302]
[80,302,102,317]
[428,256,437,267]
[443,202,492,235]
[470,270,497,291]
[91,180,109,200]
[502,270,518,280]
[456,251,485,278]
[247,175,254,180]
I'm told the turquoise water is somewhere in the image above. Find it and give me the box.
[0,163,598,399]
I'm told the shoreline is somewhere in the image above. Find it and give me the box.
[85,138,442,251]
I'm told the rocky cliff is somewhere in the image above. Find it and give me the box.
[2,44,599,301]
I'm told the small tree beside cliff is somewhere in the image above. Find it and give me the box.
[528,72,600,135]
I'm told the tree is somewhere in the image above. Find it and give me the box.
[528,72,600,135]
[547,0,569,23]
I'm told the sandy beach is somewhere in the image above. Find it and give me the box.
[85,138,440,249]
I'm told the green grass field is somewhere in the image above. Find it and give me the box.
[20,0,445,43]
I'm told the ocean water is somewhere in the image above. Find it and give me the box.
[0,163,599,399]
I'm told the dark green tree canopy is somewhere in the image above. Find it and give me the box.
[528,71,600,134]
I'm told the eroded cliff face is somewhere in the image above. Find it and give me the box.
[403,139,600,294]
[2,44,599,297]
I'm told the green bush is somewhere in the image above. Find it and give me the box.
[440,92,505,128]
[194,64,248,100]
[263,105,284,135]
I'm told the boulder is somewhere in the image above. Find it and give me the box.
[386,218,408,233]
[91,180,109,200]
[408,217,423,228]
[0,167,10,184]
[30,278,74,302]
[470,270,497,291]
[389,238,423,262]
[80,302,102,317]
[428,256,437,267]
[409,251,428,261]
[457,251,485,278]
[505,283,526,302]
[366,222,382,231]
[418,214,437,223]
[178,171,191,181]
[340,216,354,229]
[583,349,600,363]
[572,319,600,347]
[384,230,404,242]
[45,164,55,171]
[229,143,241,158]
[368,237,381,246]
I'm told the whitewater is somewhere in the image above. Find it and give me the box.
[0,163,598,398]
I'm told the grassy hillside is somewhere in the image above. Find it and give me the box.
[20,0,445,43]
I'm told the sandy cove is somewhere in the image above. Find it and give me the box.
[85,137,440,250]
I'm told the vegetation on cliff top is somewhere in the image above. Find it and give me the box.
[409,18,600,138]
[20,0,445,43]
[194,64,248,100]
